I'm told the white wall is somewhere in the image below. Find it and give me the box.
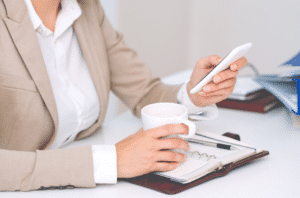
[188,0,300,75]
[100,0,125,123]
[100,0,119,29]
[118,0,300,76]
[119,0,190,77]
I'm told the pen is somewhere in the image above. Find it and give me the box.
[195,133,257,151]
[185,138,239,150]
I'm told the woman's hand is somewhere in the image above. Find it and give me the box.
[187,55,248,107]
[116,124,190,178]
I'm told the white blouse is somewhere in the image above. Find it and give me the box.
[24,0,218,184]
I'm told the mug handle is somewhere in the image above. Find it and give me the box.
[177,118,196,138]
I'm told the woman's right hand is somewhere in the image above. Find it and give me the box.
[115,124,190,178]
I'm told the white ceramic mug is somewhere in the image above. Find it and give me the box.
[141,103,196,138]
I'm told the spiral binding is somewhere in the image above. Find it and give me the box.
[191,151,217,161]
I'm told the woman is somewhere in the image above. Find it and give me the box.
[0,0,246,191]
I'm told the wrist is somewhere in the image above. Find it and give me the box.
[186,81,205,107]
[177,82,219,120]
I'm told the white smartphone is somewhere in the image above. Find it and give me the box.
[190,43,252,94]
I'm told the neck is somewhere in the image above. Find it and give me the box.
[31,0,61,32]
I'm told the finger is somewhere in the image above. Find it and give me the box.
[196,55,222,70]
[197,88,234,104]
[202,77,236,93]
[149,124,189,139]
[157,138,190,151]
[213,68,239,83]
[156,151,187,163]
[230,57,247,71]
[152,162,180,172]
[201,95,229,105]
[200,86,235,97]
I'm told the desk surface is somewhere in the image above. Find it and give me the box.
[3,106,300,197]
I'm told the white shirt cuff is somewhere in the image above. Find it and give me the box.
[177,82,218,120]
[92,145,117,184]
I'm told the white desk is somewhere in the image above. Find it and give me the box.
[3,106,300,197]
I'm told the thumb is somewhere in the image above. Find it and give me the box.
[196,55,222,70]
[188,55,222,91]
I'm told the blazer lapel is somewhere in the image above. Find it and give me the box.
[73,10,108,125]
[2,0,59,138]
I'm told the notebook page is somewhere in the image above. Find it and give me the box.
[187,142,254,169]
[156,157,210,182]
[219,148,255,165]
[190,132,259,164]
[176,142,255,183]
[155,131,262,183]
[188,142,237,158]
[181,160,221,184]
[178,159,221,184]
[155,142,241,183]
[196,131,263,153]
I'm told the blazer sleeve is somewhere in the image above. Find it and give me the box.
[0,146,95,191]
[96,2,181,117]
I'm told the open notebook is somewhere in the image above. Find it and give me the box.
[122,131,269,194]
[156,131,263,184]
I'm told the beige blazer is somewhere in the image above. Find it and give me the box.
[0,0,180,191]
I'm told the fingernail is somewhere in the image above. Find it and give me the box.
[183,155,187,161]
[231,64,237,70]
[199,91,205,95]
